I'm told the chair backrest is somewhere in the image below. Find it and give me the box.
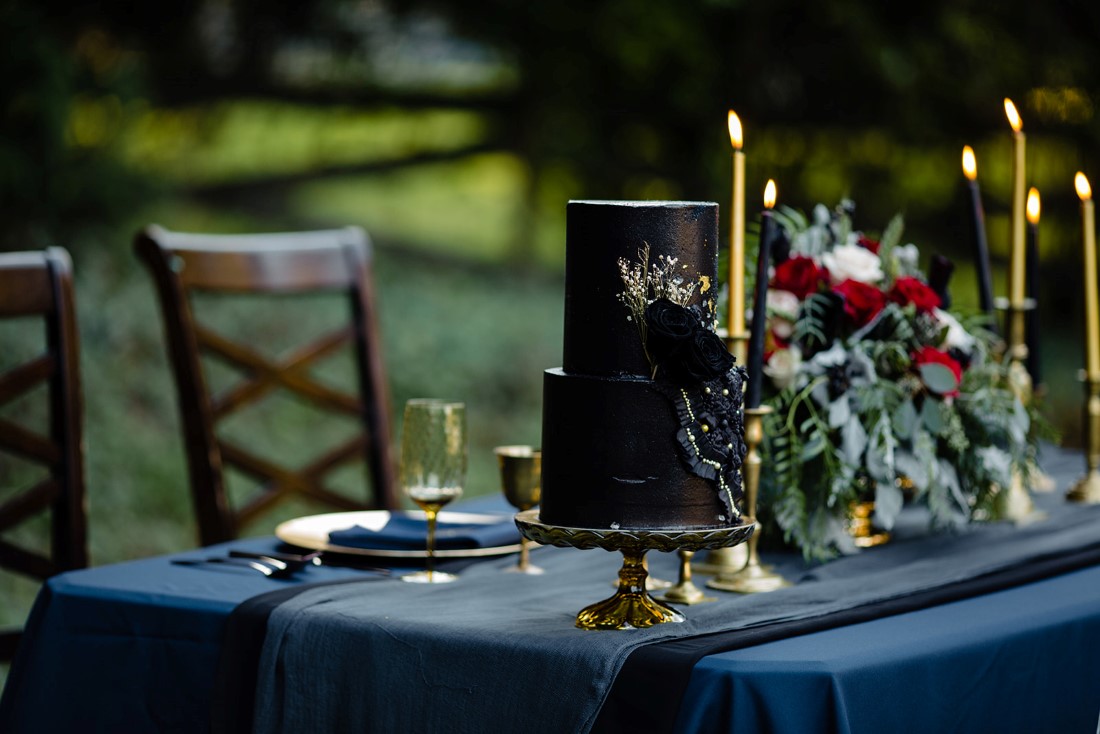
[0,247,88,659]
[134,225,398,546]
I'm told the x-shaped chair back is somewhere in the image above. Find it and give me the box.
[0,247,87,660]
[135,226,398,547]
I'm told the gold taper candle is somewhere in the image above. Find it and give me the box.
[1005,99,1027,312]
[1078,173,1099,379]
[728,110,746,340]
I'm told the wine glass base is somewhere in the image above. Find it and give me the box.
[504,564,545,575]
[402,570,459,584]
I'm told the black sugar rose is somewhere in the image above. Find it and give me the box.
[645,298,695,363]
[674,327,736,383]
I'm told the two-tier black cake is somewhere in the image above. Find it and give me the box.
[539,201,748,531]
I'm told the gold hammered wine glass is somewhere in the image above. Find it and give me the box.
[495,445,543,574]
[400,399,467,584]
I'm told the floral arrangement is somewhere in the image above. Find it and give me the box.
[758,201,1047,560]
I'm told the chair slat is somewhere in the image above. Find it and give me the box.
[0,254,53,316]
[0,355,53,407]
[302,436,366,479]
[0,538,56,580]
[0,418,61,465]
[199,326,360,418]
[168,231,360,292]
[0,478,60,532]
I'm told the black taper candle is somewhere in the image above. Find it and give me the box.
[928,254,955,310]
[1025,209,1041,385]
[746,201,777,410]
[962,146,995,329]
[966,179,995,321]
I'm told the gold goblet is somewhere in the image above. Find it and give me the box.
[401,399,467,584]
[495,445,544,574]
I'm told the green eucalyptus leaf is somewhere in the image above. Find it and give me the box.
[873,480,904,531]
[893,398,918,441]
[920,397,944,434]
[894,448,928,491]
[829,397,851,429]
[802,434,826,461]
[919,363,959,395]
[880,213,904,252]
[841,416,868,465]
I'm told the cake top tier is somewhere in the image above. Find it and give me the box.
[562,200,719,378]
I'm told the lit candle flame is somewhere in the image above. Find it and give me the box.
[763,179,777,209]
[1077,172,1092,201]
[962,146,977,181]
[1027,188,1040,224]
[1004,98,1023,132]
[728,110,743,150]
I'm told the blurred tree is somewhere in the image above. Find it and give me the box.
[3,0,1098,251]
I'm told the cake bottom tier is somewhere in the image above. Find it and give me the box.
[540,368,733,530]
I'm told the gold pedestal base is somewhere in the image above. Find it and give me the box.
[578,549,684,630]
[657,551,715,606]
[707,555,791,594]
[995,471,1047,526]
[691,545,748,575]
[514,510,754,630]
[1068,471,1100,503]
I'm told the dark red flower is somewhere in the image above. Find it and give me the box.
[833,279,887,327]
[771,256,828,300]
[889,276,941,314]
[912,345,964,397]
[857,235,881,255]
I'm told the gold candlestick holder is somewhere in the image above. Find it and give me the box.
[515,510,753,630]
[1068,372,1100,503]
[708,406,791,594]
[656,550,715,606]
[993,299,1046,524]
[694,329,752,576]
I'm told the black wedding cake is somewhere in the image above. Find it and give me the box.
[539,201,748,531]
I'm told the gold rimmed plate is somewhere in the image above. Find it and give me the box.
[275,510,523,559]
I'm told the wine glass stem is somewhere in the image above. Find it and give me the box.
[519,538,530,571]
[425,508,438,582]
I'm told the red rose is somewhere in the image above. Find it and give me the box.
[771,256,828,300]
[912,345,963,397]
[889,276,941,314]
[834,279,887,327]
[857,235,881,255]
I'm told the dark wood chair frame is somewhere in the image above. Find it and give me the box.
[0,247,88,661]
[134,226,398,547]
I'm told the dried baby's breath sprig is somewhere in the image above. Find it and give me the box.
[617,243,700,372]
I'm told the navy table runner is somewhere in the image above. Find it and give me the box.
[229,447,1100,734]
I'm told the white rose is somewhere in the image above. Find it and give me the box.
[821,243,883,284]
[934,308,976,352]
[767,289,801,317]
[767,289,800,340]
[764,345,802,390]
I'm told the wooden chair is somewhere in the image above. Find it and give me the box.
[0,247,88,661]
[134,226,398,546]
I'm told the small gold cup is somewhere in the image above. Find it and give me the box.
[495,445,544,574]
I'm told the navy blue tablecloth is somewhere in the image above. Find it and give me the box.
[2,475,1100,733]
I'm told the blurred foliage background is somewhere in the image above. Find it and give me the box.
[1,0,1099,643]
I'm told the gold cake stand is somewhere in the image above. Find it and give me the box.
[514,509,754,630]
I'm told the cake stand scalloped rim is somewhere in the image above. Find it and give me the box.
[513,509,755,554]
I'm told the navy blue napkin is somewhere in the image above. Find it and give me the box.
[328,513,520,551]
